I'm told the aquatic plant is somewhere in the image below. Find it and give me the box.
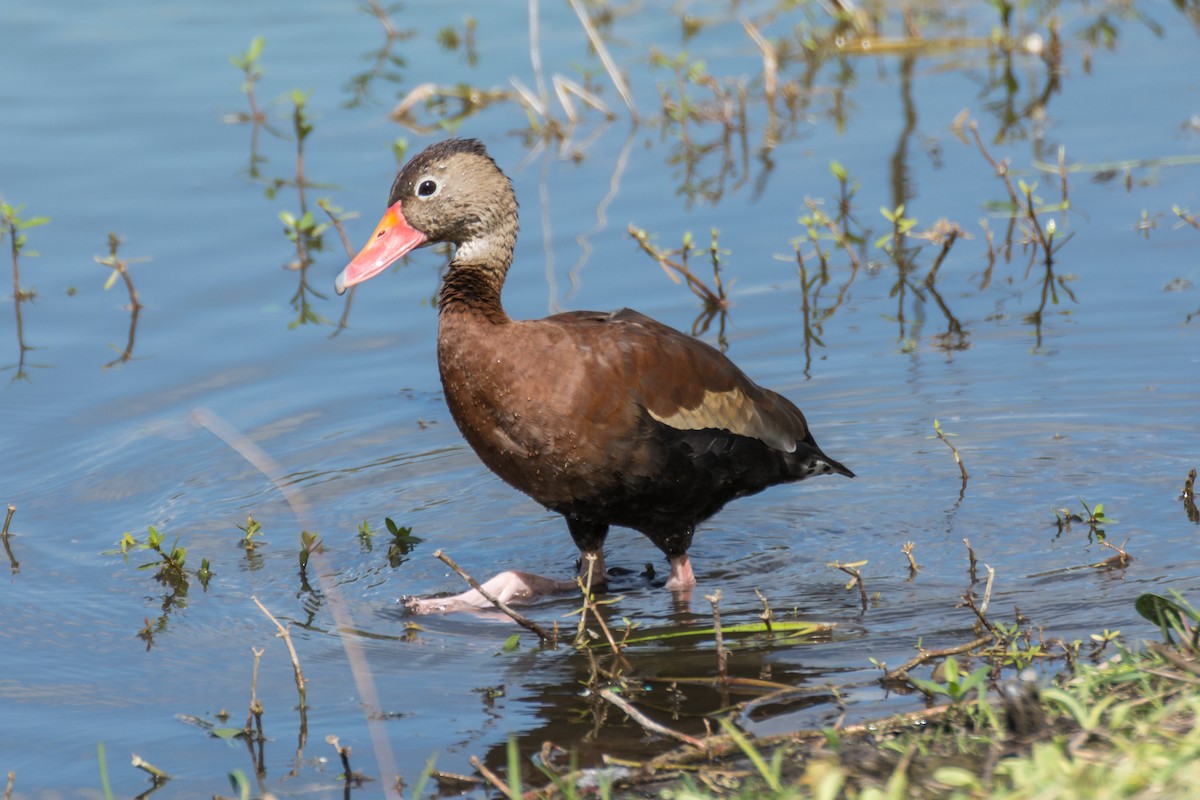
[1,202,48,381]
[93,232,145,369]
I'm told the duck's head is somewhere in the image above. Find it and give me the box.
[335,138,518,295]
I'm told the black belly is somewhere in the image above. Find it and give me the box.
[549,420,833,555]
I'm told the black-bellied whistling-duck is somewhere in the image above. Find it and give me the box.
[336,139,854,612]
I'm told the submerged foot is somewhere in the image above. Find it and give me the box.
[406,570,577,614]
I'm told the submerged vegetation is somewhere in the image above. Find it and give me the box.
[1,202,48,381]
[84,455,1199,797]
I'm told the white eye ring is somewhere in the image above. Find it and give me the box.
[416,177,439,198]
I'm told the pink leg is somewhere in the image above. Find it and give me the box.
[665,554,695,591]
[406,570,576,614]
[577,548,607,589]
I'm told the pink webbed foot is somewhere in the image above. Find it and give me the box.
[665,555,695,591]
[406,570,576,614]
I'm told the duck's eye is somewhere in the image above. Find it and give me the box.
[417,179,438,198]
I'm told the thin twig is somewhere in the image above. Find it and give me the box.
[365,0,398,38]
[94,233,146,369]
[628,225,727,310]
[292,103,308,213]
[469,755,514,800]
[968,121,1019,207]
[806,198,864,272]
[1022,183,1053,258]
[979,565,996,617]
[923,224,961,286]
[706,590,729,683]
[252,595,307,710]
[599,688,706,748]
[1175,206,1200,230]
[961,588,1001,637]
[1183,468,1199,523]
[7,217,31,380]
[932,419,968,484]
[754,589,773,633]
[1,503,17,574]
[565,0,636,115]
[433,549,554,642]
[130,754,170,782]
[1057,145,1069,220]
[319,200,356,256]
[963,538,978,584]
[902,541,919,579]
[741,17,777,138]
[880,635,994,684]
[574,555,629,667]
[245,646,265,742]
[319,199,359,333]
[1097,539,1133,569]
[95,232,145,311]
[831,561,869,611]
[527,0,548,107]
[326,735,361,785]
[574,554,598,644]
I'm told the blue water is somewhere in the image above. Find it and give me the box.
[2,1,1199,796]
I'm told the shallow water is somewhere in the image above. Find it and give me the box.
[2,1,1199,796]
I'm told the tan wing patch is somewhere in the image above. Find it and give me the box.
[646,387,796,453]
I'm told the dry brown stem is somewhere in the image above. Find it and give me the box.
[130,753,169,781]
[882,636,996,683]
[705,590,729,683]
[244,646,266,742]
[366,0,398,38]
[932,420,969,484]
[755,589,773,632]
[1097,538,1133,569]
[628,225,727,311]
[804,198,864,273]
[251,595,307,710]
[574,556,630,668]
[1176,208,1200,230]
[902,541,919,578]
[979,565,996,617]
[600,688,706,749]
[832,562,869,611]
[642,704,954,772]
[1,504,17,574]
[327,734,360,785]
[470,755,514,800]
[566,0,635,115]
[960,587,1001,637]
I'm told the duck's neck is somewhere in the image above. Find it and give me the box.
[438,220,517,322]
[438,261,510,323]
